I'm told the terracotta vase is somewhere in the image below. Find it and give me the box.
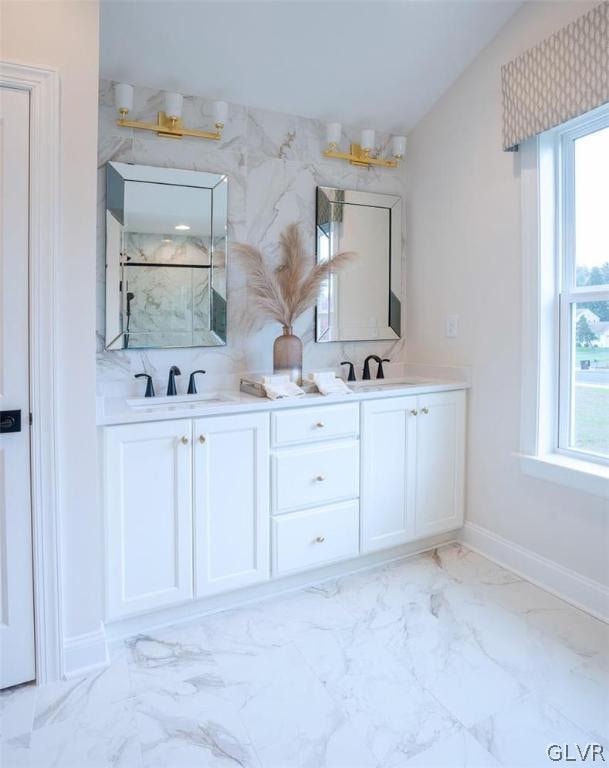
[273,325,303,384]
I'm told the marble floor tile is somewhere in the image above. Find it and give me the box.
[12,698,142,768]
[3,544,607,768]
[33,655,131,730]
[469,692,600,768]
[0,683,37,741]
[402,727,501,767]
[212,640,379,768]
[134,676,261,768]
[536,656,609,744]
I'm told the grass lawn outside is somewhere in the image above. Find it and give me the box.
[574,384,609,457]
[576,346,609,368]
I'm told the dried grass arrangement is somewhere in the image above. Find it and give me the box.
[233,223,354,330]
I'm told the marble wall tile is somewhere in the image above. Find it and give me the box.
[97,80,407,396]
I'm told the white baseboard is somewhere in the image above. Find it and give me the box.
[62,623,109,679]
[460,521,609,624]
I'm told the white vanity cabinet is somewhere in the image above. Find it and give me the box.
[104,411,269,620]
[101,385,467,625]
[193,412,269,597]
[361,389,465,552]
[104,419,194,619]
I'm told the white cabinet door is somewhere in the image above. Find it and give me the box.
[104,420,193,619]
[193,412,270,597]
[361,396,417,552]
[414,390,465,537]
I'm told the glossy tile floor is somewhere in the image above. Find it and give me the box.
[1,544,608,768]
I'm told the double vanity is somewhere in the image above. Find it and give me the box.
[99,159,467,634]
[98,377,467,628]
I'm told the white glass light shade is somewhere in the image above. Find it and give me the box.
[213,100,228,126]
[114,83,134,114]
[164,92,184,119]
[360,129,375,151]
[392,135,407,158]
[326,122,342,147]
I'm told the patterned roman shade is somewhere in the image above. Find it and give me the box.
[501,2,609,151]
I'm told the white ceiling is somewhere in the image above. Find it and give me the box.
[101,0,522,133]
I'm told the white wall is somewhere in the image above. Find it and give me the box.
[1,2,102,643]
[405,1,609,587]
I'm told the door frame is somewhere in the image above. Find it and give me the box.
[1,61,63,684]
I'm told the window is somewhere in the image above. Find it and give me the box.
[558,115,609,464]
[520,105,609,496]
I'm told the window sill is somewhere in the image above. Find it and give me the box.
[519,452,609,499]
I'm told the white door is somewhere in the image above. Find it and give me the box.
[414,390,465,537]
[0,87,35,688]
[194,412,269,596]
[104,419,193,619]
[361,396,417,552]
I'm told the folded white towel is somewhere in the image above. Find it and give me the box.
[309,371,352,396]
[262,374,305,400]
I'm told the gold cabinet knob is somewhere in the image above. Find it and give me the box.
[315,536,326,543]
[198,434,206,444]
[410,409,418,416]
[316,421,325,428]
[315,474,326,482]
[422,407,429,414]
[180,436,189,445]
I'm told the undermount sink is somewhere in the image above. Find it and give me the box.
[127,392,237,409]
[349,378,420,392]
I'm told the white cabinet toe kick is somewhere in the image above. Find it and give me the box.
[101,387,467,625]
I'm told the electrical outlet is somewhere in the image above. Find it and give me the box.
[446,315,458,338]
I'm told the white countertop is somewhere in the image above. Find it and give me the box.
[97,377,470,426]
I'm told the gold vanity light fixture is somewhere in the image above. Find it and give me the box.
[113,83,229,140]
[323,123,406,168]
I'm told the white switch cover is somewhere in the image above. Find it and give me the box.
[446,315,459,338]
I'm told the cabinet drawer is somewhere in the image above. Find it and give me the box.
[271,403,359,447]
[272,501,359,575]
[272,440,359,513]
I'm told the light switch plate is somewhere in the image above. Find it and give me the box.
[446,315,459,338]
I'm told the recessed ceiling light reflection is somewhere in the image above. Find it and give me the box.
[174,224,190,231]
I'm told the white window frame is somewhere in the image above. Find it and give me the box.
[519,103,609,498]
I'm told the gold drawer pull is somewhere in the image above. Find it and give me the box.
[198,434,206,444]
[421,407,429,414]
[315,474,326,482]
[410,409,418,416]
[180,436,189,445]
[315,536,326,543]
[316,421,325,428]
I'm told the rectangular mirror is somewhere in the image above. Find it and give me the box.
[315,186,401,343]
[105,162,227,350]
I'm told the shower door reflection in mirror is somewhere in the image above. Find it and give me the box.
[105,162,227,350]
[315,187,401,342]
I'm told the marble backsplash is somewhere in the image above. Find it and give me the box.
[97,80,408,396]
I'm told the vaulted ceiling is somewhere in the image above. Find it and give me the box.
[101,0,522,132]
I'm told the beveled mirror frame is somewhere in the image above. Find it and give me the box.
[104,161,228,351]
[315,186,402,343]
